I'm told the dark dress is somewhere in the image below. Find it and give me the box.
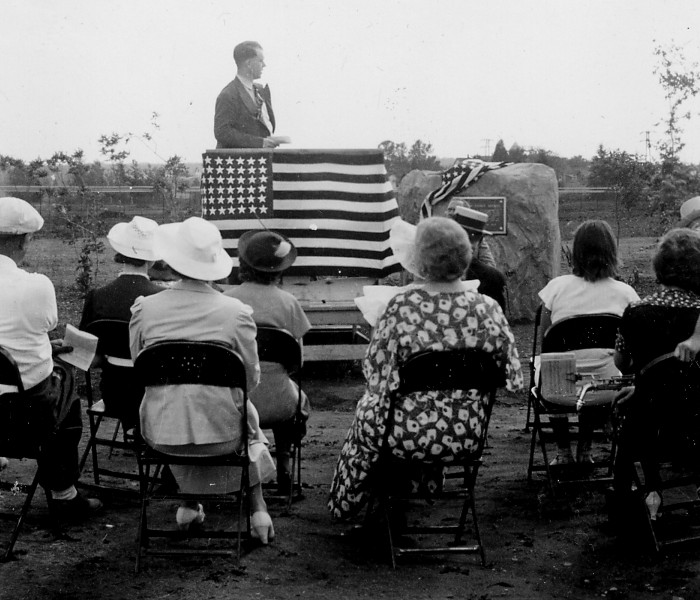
[614,288,700,492]
[466,260,507,311]
[80,274,163,428]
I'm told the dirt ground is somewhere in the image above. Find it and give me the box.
[4,234,700,600]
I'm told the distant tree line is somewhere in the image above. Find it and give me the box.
[380,43,700,231]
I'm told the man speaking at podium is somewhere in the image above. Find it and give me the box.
[214,41,279,149]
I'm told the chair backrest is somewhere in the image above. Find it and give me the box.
[83,319,131,360]
[634,353,700,464]
[0,345,24,394]
[134,340,247,391]
[387,348,504,462]
[542,313,621,353]
[398,348,505,396]
[255,326,302,376]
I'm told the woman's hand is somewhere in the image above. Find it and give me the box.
[50,339,73,356]
[612,385,635,414]
[675,335,700,363]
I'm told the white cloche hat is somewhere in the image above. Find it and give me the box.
[0,197,44,234]
[107,216,159,261]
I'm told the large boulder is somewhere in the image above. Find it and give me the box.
[396,163,559,321]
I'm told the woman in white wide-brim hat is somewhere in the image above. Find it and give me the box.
[129,217,276,543]
[79,216,163,430]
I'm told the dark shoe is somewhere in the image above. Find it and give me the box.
[155,464,179,494]
[550,450,575,467]
[52,494,103,522]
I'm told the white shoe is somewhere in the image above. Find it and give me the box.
[645,491,662,521]
[176,503,205,530]
[0,457,8,471]
[251,511,275,544]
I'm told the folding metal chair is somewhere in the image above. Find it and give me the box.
[618,353,700,553]
[133,340,252,572]
[255,326,304,509]
[78,319,141,489]
[526,308,623,493]
[0,346,51,561]
[369,348,504,568]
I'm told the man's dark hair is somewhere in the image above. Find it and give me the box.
[114,253,147,267]
[234,41,262,67]
[571,220,619,282]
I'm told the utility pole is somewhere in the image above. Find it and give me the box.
[641,130,652,162]
[481,138,492,159]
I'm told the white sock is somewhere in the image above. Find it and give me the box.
[51,485,77,501]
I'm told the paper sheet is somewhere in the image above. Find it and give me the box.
[60,324,98,371]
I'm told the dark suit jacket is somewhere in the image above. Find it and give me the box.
[80,274,163,428]
[467,260,507,312]
[214,77,275,149]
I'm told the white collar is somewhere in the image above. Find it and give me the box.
[236,75,255,92]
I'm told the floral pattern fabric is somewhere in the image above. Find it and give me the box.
[328,288,523,519]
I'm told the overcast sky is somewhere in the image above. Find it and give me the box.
[2,0,699,166]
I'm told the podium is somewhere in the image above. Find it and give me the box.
[280,277,370,362]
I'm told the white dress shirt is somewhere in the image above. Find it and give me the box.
[0,255,56,389]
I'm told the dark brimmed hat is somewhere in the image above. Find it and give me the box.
[237,230,297,272]
[453,206,492,236]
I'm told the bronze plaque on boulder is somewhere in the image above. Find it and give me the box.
[452,196,507,235]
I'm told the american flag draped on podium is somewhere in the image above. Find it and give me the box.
[200,149,401,278]
[420,159,512,219]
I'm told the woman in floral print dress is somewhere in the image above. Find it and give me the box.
[329,217,523,520]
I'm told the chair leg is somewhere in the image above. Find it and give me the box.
[236,463,251,565]
[78,412,102,475]
[107,421,122,460]
[135,457,151,573]
[537,421,557,496]
[467,483,486,566]
[287,446,297,511]
[379,496,397,569]
[524,393,533,432]
[527,418,538,483]
[79,413,104,485]
[286,442,302,510]
[2,468,41,562]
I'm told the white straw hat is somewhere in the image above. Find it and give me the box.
[0,197,44,234]
[453,206,492,236]
[680,196,700,229]
[107,216,159,261]
[153,217,233,281]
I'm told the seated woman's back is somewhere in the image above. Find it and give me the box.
[539,220,639,324]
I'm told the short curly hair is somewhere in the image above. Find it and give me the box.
[414,217,472,282]
[653,228,700,295]
[571,219,619,282]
